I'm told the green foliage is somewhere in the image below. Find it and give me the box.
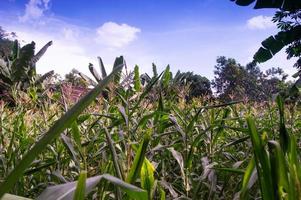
[64,69,88,87]
[173,71,212,99]
[244,105,301,199]
[0,39,53,104]
[276,95,290,152]
[232,2,301,103]
[140,159,155,199]
[162,65,171,88]
[134,65,141,91]
[213,57,247,100]
[212,56,289,101]
[126,131,151,184]
[246,9,301,102]
[0,65,123,197]
[1,32,301,200]
[253,24,301,64]
[246,117,274,200]
[3,68,301,199]
[232,94,301,199]
[271,10,301,69]
[73,171,87,200]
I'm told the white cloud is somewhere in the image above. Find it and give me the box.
[1,13,149,78]
[247,15,275,30]
[96,22,141,48]
[19,0,51,22]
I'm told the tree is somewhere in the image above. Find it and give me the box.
[212,57,247,101]
[260,67,289,98]
[173,71,212,100]
[64,69,88,87]
[186,73,212,98]
[231,1,301,101]
[212,57,288,101]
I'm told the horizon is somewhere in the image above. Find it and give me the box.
[0,0,298,80]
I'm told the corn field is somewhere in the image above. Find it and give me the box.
[0,63,301,200]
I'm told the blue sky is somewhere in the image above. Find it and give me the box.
[0,0,297,79]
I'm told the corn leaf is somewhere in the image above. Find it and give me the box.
[73,171,87,200]
[37,174,147,200]
[126,132,151,184]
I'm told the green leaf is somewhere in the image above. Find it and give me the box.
[223,136,250,148]
[254,47,273,63]
[70,121,82,151]
[24,161,56,176]
[213,167,245,174]
[254,26,301,63]
[126,131,151,184]
[247,117,274,200]
[261,36,283,54]
[276,95,290,153]
[73,171,87,200]
[134,65,141,92]
[130,72,163,116]
[240,157,256,198]
[61,134,80,169]
[268,141,289,198]
[140,159,155,199]
[11,41,35,82]
[162,65,171,88]
[159,185,166,200]
[287,135,301,199]
[104,128,123,180]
